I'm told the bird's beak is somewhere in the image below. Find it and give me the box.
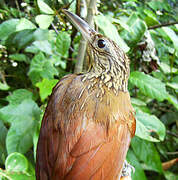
[62,9,96,43]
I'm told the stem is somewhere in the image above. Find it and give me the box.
[51,23,59,34]
[166,151,178,155]
[15,0,21,17]
[0,71,6,84]
[167,130,178,138]
[66,0,82,72]
[0,171,12,180]
[74,0,97,73]
[51,22,74,53]
[74,38,87,73]
[148,21,178,29]
[162,158,178,170]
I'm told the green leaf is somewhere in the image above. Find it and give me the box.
[155,28,172,42]
[159,62,177,74]
[148,0,170,11]
[161,112,178,126]
[0,120,7,165]
[36,78,58,101]
[120,13,147,45]
[131,137,163,173]
[129,71,169,101]
[56,32,71,57]
[0,168,35,180]
[0,82,10,91]
[5,152,28,172]
[33,126,40,161]
[166,82,178,90]
[37,0,54,14]
[9,54,30,63]
[0,19,19,40]
[135,109,166,142]
[143,9,159,27]
[0,99,41,154]
[126,149,147,180]
[6,29,35,50]
[51,55,66,68]
[32,29,49,41]
[6,89,33,105]
[16,18,36,31]
[131,98,146,106]
[6,29,49,50]
[35,15,54,29]
[94,14,130,52]
[167,95,178,110]
[28,52,58,84]
[162,27,178,51]
[164,171,178,180]
[111,18,130,31]
[33,40,53,55]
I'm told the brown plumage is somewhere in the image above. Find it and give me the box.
[36,10,136,180]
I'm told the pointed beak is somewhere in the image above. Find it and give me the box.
[62,9,96,43]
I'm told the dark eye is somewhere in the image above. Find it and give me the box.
[97,39,106,48]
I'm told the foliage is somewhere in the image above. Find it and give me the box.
[0,0,177,179]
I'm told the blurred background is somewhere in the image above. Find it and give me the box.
[0,0,177,179]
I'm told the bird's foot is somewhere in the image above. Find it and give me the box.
[121,160,135,177]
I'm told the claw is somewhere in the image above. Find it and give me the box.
[121,160,135,177]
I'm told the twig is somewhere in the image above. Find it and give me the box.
[162,158,178,170]
[0,71,6,84]
[148,21,178,29]
[166,151,178,155]
[74,0,97,73]
[74,37,87,73]
[51,23,59,34]
[166,130,178,138]
[15,0,21,17]
[51,22,74,52]
[66,0,82,72]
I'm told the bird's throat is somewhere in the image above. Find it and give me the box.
[82,69,128,96]
[83,44,129,95]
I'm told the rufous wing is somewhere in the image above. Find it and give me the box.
[36,74,135,180]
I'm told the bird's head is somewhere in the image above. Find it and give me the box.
[63,9,130,92]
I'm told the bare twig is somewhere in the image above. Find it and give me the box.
[74,0,97,73]
[0,71,7,84]
[148,21,178,30]
[167,130,178,138]
[51,23,59,34]
[66,0,82,72]
[162,158,178,170]
[166,151,178,155]
[15,0,21,17]
[52,22,74,53]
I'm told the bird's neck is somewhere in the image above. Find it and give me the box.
[82,45,130,95]
[82,64,129,95]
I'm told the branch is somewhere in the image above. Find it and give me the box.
[166,130,178,138]
[15,0,21,17]
[51,23,59,34]
[74,0,97,73]
[162,158,178,170]
[66,0,82,72]
[148,21,178,30]
[166,151,178,155]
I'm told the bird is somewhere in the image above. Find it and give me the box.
[36,9,136,180]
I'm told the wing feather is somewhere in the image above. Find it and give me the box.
[36,74,135,180]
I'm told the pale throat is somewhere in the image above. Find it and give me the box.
[82,51,130,95]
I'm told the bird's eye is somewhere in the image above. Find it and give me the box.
[97,39,106,48]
